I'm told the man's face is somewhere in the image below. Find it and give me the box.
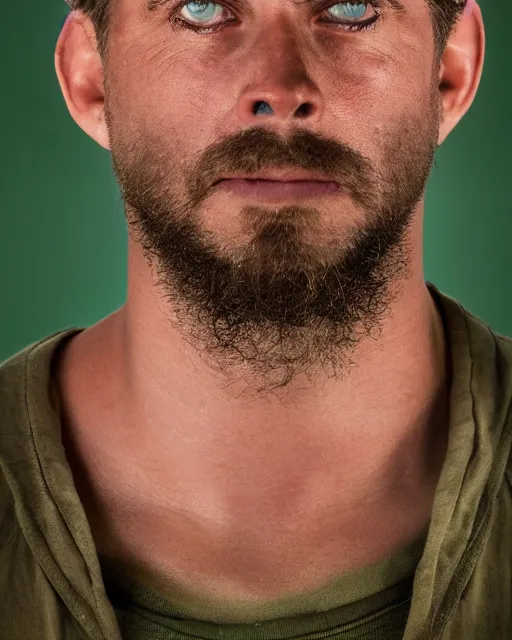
[102,0,442,394]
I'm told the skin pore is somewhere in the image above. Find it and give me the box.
[53,0,484,604]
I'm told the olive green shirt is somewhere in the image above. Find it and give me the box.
[1,281,512,639]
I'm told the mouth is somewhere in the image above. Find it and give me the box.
[215,170,337,184]
[213,178,342,201]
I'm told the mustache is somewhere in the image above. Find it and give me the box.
[187,126,378,211]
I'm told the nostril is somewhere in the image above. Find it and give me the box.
[253,101,274,116]
[296,103,313,117]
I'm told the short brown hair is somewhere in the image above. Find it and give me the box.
[64,0,468,69]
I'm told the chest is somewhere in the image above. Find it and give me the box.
[92,492,433,604]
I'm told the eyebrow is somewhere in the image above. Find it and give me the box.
[146,0,407,14]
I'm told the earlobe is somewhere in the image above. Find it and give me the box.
[436,0,485,146]
[54,13,110,151]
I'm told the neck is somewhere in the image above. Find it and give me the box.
[56,270,449,527]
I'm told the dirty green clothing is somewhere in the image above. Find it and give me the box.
[1,281,512,640]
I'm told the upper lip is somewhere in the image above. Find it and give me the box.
[216,171,336,183]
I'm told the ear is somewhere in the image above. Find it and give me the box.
[54,12,110,151]
[437,0,485,145]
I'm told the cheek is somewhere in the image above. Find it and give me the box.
[330,47,430,141]
[108,22,430,175]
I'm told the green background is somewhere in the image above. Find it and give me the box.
[1,0,509,362]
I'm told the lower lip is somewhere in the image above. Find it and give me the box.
[215,179,341,200]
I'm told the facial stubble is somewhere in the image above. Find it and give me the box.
[104,79,441,398]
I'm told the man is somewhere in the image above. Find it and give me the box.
[2,0,509,638]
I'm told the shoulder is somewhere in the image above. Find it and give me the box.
[0,330,80,533]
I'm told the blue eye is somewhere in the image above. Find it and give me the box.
[328,3,367,20]
[172,1,381,34]
[180,1,221,23]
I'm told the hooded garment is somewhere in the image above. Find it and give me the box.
[1,281,511,640]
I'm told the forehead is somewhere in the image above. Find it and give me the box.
[63,0,466,10]
[145,0,408,10]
